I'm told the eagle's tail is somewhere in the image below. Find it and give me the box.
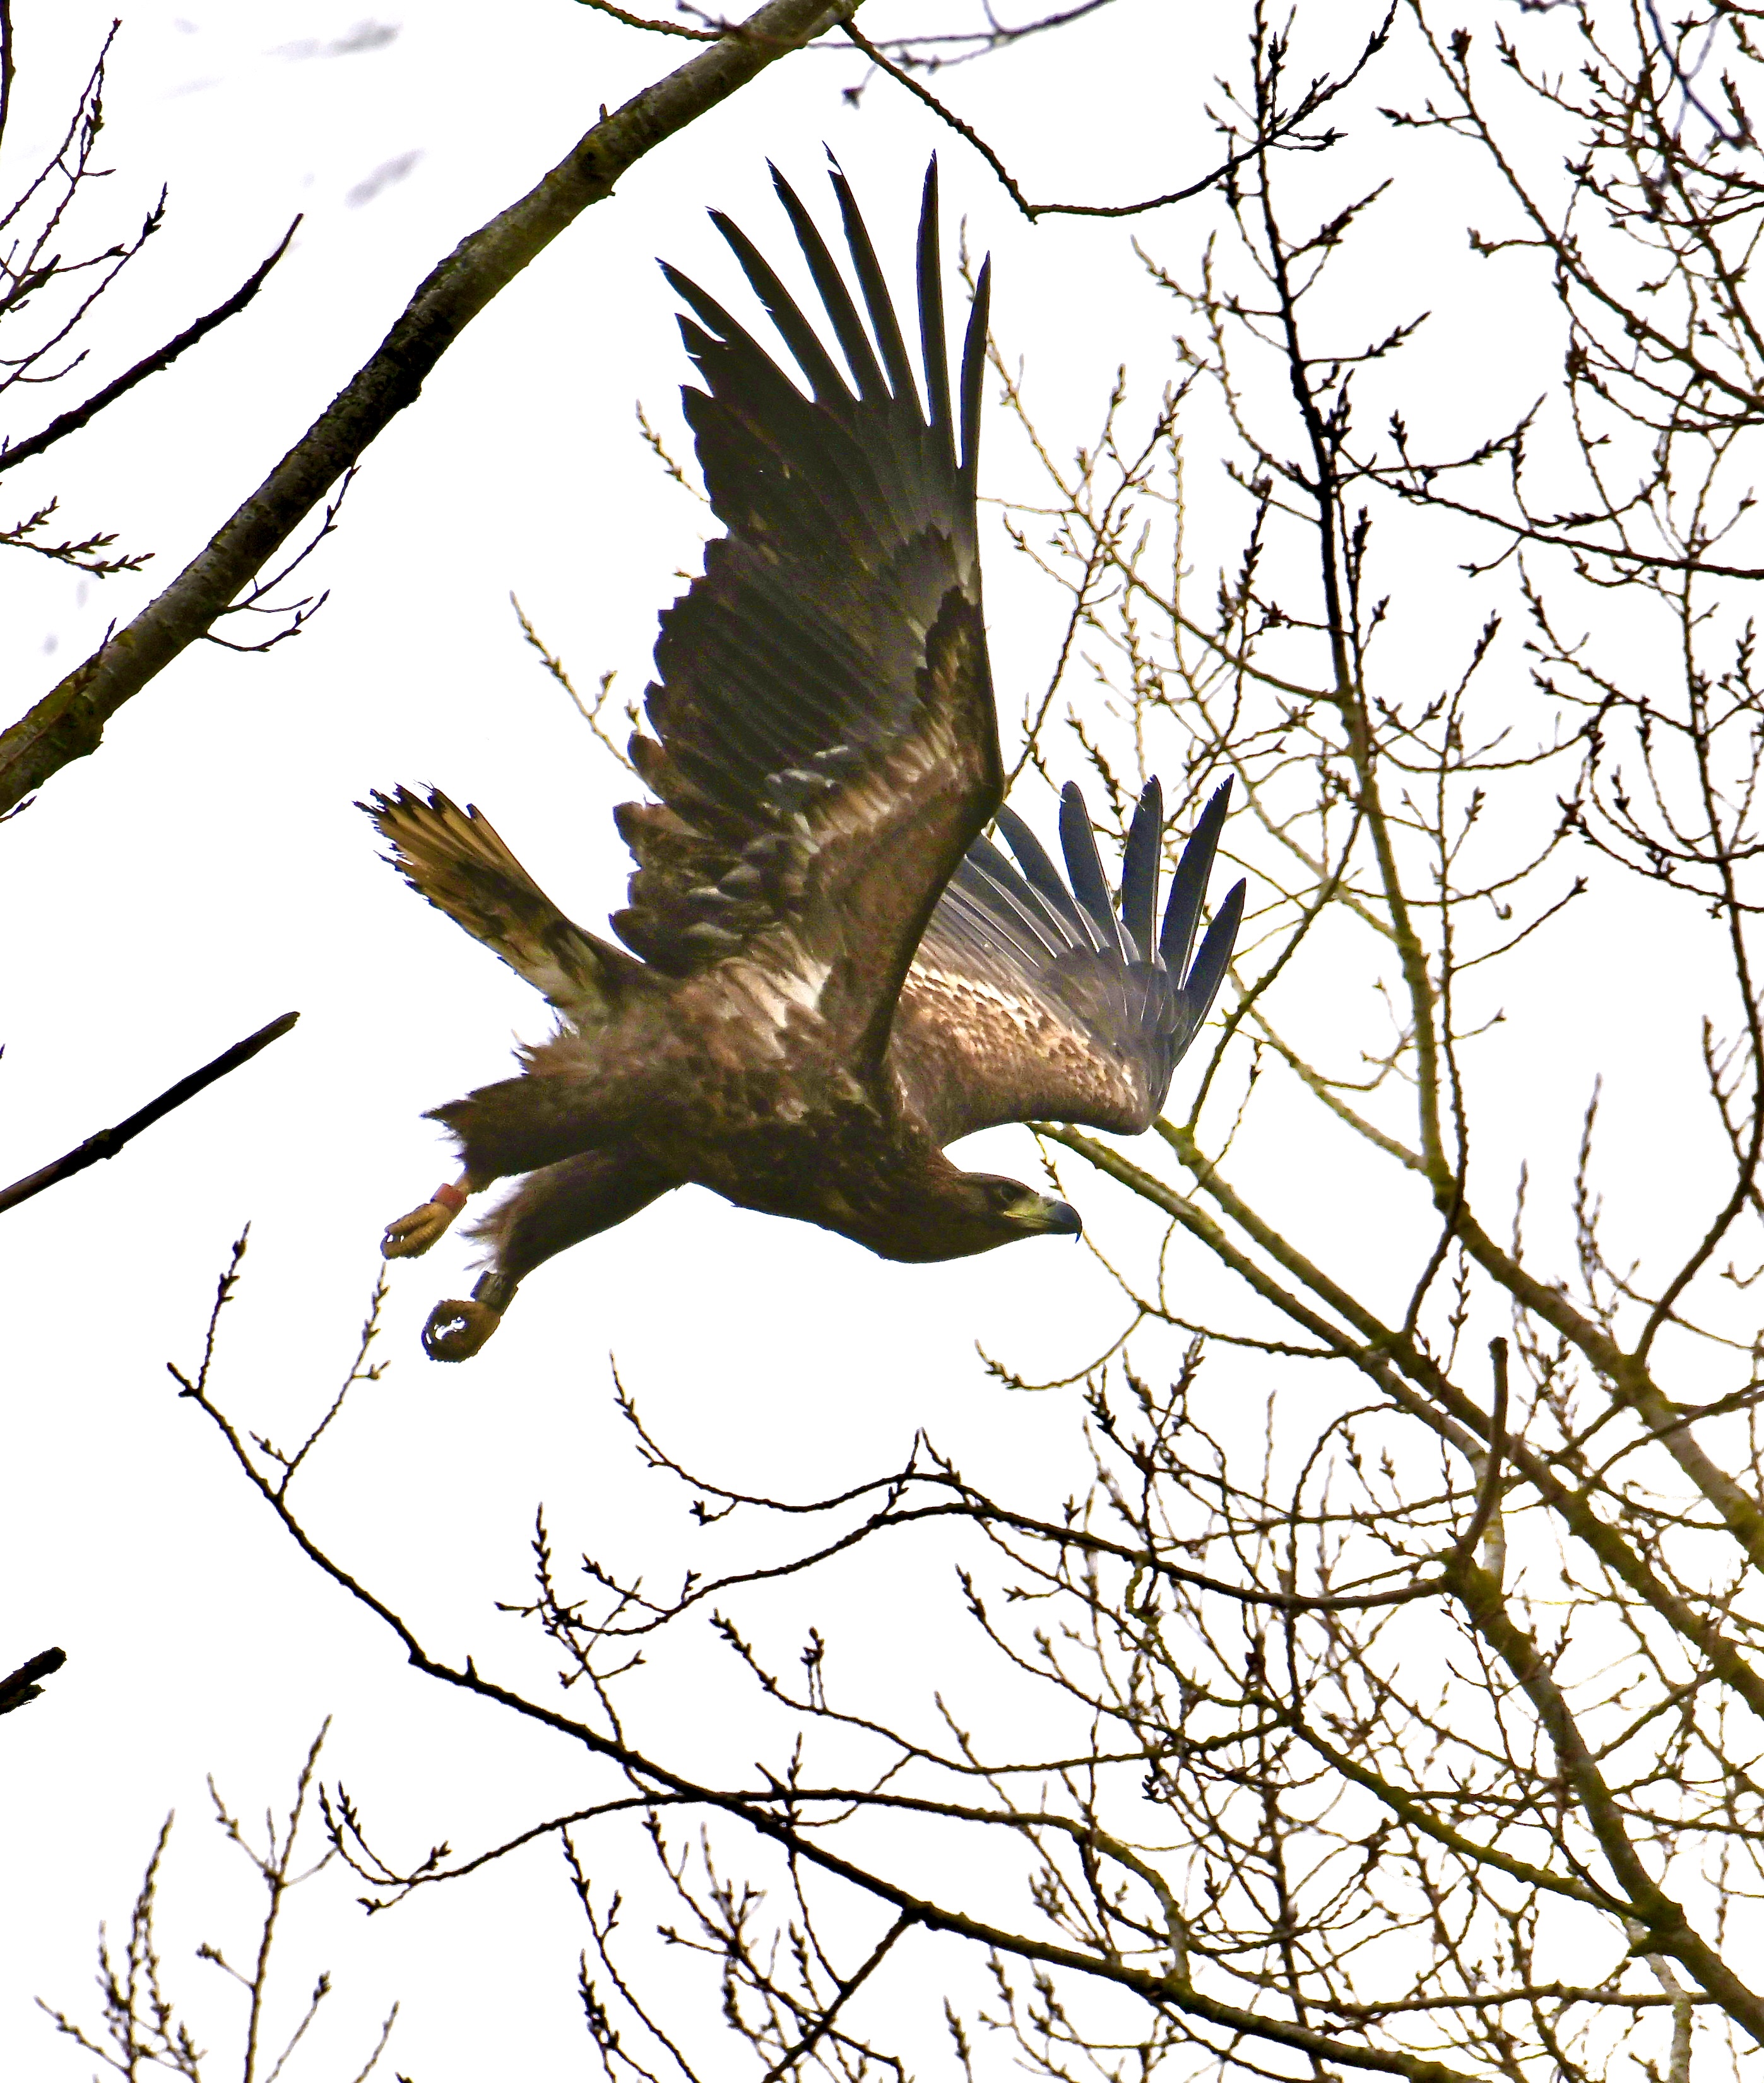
[362,786,636,1024]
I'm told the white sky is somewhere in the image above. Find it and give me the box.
[0,3,1737,2077]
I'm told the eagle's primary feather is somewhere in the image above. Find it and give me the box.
[367,161,1245,1361]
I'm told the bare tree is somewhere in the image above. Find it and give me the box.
[40,1,1764,2079]
[38,1726,401,2083]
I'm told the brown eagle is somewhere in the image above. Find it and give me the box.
[367,162,1245,1361]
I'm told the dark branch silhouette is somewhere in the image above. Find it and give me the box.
[0,1011,299,1218]
[0,1646,64,1717]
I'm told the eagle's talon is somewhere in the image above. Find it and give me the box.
[423,1297,501,1362]
[382,1200,456,1260]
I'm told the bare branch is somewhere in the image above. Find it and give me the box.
[0,1011,299,1219]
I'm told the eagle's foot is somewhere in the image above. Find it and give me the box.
[422,1297,501,1362]
[381,1181,468,1260]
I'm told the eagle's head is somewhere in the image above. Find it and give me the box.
[967,1172,1085,1248]
[864,1167,1083,1262]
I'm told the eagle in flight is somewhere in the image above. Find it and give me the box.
[367,162,1245,1360]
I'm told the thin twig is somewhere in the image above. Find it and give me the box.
[0,218,301,478]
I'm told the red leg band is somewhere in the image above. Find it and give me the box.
[432,1181,468,1215]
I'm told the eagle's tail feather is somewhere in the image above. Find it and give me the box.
[363,786,634,1023]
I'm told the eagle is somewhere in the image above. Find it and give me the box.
[367,162,1245,1362]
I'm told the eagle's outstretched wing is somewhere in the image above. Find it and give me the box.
[612,158,1003,1068]
[890,780,1246,1145]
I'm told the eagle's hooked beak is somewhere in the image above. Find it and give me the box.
[1014,1192,1083,1239]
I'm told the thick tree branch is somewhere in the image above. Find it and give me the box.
[0,0,858,815]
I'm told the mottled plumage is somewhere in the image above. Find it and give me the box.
[368,163,1245,1359]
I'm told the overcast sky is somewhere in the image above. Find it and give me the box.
[0,4,1723,2076]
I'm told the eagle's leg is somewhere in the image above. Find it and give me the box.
[420,1149,674,1364]
[381,1174,475,1260]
